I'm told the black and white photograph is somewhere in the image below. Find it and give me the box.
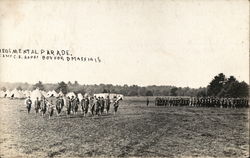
[0,0,249,157]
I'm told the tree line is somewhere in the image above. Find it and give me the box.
[0,73,248,98]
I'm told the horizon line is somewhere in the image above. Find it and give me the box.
[0,81,208,89]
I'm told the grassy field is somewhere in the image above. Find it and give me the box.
[0,97,249,158]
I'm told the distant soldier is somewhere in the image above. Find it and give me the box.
[48,100,55,119]
[80,97,85,114]
[146,98,149,106]
[66,96,72,115]
[40,97,47,117]
[100,97,105,114]
[216,97,220,108]
[25,96,32,114]
[73,96,80,114]
[90,97,95,115]
[34,97,41,114]
[70,96,75,114]
[113,96,122,114]
[56,96,64,115]
[82,97,89,116]
[96,97,101,115]
[105,96,111,114]
[169,98,173,106]
[220,98,224,108]
[245,98,249,108]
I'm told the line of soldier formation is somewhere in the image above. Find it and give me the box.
[25,95,122,118]
[155,97,249,108]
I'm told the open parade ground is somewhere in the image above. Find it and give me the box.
[0,97,249,158]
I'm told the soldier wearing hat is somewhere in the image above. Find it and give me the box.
[26,96,32,114]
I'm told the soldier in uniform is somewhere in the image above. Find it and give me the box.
[91,96,97,115]
[56,96,64,116]
[34,97,41,114]
[69,96,74,114]
[40,96,47,117]
[105,96,111,114]
[25,96,32,114]
[80,97,85,114]
[193,97,197,107]
[113,96,122,115]
[155,97,158,106]
[83,97,89,116]
[146,98,149,106]
[73,95,80,114]
[100,97,105,114]
[95,97,101,115]
[66,96,72,115]
[48,100,55,119]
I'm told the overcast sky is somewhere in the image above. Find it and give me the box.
[0,0,249,88]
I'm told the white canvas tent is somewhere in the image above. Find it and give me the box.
[94,93,124,99]
[58,91,64,96]
[66,92,76,98]
[23,90,31,97]
[30,89,45,101]
[94,93,109,98]
[41,91,47,97]
[5,90,11,98]
[10,89,25,99]
[84,93,89,97]
[77,93,84,101]
[46,91,52,98]
[47,90,58,97]
[0,91,5,98]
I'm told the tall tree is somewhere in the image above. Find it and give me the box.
[16,86,22,91]
[33,81,45,90]
[207,73,226,97]
[146,90,153,96]
[170,87,178,96]
[0,87,6,92]
[238,81,249,97]
[56,81,68,94]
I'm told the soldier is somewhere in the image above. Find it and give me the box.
[146,98,149,106]
[91,96,96,115]
[73,95,80,114]
[228,98,233,108]
[100,97,105,114]
[189,97,193,106]
[66,96,72,115]
[245,98,249,108]
[113,96,122,115]
[95,97,101,115]
[40,96,47,117]
[80,97,85,114]
[83,97,89,116]
[69,96,74,114]
[105,96,111,114]
[155,97,158,106]
[25,96,32,114]
[56,96,64,115]
[220,98,224,108]
[196,98,200,107]
[34,97,41,114]
[48,100,55,119]
[215,97,220,108]
[168,98,172,106]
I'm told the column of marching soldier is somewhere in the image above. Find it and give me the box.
[155,97,249,108]
[25,95,122,118]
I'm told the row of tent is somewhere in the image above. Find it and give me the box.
[0,89,124,101]
[0,89,62,99]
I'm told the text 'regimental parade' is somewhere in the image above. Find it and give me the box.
[0,48,102,63]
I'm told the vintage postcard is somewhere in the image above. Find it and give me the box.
[0,0,249,157]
